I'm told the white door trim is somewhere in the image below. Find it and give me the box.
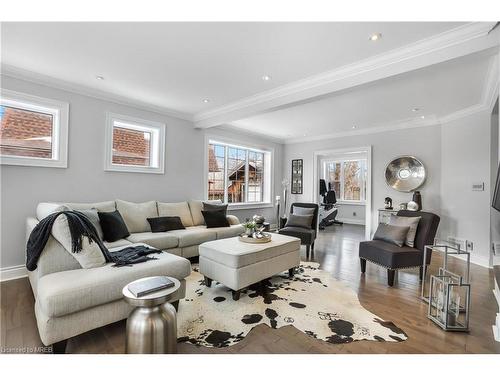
[313,146,372,240]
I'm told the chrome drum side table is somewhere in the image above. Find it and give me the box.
[122,276,180,354]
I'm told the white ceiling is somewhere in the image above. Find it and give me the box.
[230,50,496,142]
[1,22,465,114]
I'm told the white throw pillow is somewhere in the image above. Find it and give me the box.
[388,215,421,247]
[51,215,106,269]
[115,199,158,233]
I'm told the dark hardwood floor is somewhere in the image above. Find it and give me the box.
[1,224,500,354]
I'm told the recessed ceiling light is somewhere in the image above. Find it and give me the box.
[262,75,271,81]
[303,133,307,137]
[352,125,357,129]
[369,33,382,41]
[203,99,210,103]
[412,108,420,112]
[96,75,104,80]
[421,115,425,119]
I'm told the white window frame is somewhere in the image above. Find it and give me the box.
[0,89,69,168]
[104,112,165,174]
[322,158,367,204]
[205,136,274,210]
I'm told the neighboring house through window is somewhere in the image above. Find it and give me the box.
[0,90,69,168]
[323,158,367,202]
[207,140,272,206]
[104,113,165,174]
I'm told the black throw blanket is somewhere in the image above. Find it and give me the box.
[26,210,161,271]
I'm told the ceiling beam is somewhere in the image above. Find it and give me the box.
[194,22,499,129]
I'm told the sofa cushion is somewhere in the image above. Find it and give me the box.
[77,209,104,240]
[158,201,194,227]
[36,202,69,221]
[51,215,106,269]
[104,238,133,249]
[116,199,158,233]
[36,245,191,318]
[65,201,116,212]
[210,224,244,239]
[359,240,422,269]
[167,226,217,247]
[188,199,222,226]
[126,232,179,250]
[98,210,130,242]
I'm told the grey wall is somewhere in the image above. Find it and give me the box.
[0,76,282,268]
[283,125,443,235]
[440,110,492,266]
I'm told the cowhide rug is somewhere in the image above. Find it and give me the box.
[177,262,407,348]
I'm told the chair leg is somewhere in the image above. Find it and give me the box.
[419,266,426,281]
[387,269,396,287]
[311,242,315,251]
[306,245,310,258]
[360,258,366,273]
[204,276,212,287]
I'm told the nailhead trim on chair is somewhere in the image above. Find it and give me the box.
[359,257,423,271]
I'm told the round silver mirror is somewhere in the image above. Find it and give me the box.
[385,156,426,192]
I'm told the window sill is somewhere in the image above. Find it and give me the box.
[0,155,67,168]
[105,165,165,174]
[337,201,366,206]
[227,202,274,211]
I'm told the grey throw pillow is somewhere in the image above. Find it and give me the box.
[285,214,313,229]
[389,215,421,247]
[373,224,410,247]
[293,206,316,216]
[77,209,104,240]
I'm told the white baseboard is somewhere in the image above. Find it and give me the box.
[432,247,491,268]
[337,218,365,225]
[0,264,27,282]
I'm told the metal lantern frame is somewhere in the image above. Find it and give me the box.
[428,268,471,331]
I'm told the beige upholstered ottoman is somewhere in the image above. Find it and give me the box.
[199,233,301,300]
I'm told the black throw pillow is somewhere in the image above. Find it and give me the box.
[203,202,228,216]
[147,216,185,232]
[285,213,313,229]
[202,209,230,228]
[97,210,130,242]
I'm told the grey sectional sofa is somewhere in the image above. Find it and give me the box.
[26,199,243,350]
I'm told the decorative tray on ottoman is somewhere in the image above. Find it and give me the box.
[238,232,272,244]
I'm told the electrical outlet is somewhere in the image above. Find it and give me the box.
[466,240,473,252]
[353,212,357,217]
[493,242,500,256]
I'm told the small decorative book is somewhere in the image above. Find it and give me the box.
[128,276,175,298]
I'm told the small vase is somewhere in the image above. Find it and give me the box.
[412,191,422,211]
[245,227,254,236]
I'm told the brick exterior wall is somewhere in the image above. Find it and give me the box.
[112,126,151,166]
[0,106,53,158]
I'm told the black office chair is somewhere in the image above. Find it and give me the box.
[319,179,343,229]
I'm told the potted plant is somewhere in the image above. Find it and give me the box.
[243,219,256,236]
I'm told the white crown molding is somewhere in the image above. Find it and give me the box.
[214,124,285,145]
[194,22,498,128]
[284,116,440,144]
[0,264,27,282]
[482,54,500,111]
[1,64,194,122]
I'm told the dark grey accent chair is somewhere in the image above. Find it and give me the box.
[278,203,319,258]
[359,210,440,286]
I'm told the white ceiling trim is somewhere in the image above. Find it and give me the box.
[0,64,194,122]
[194,22,498,128]
[283,116,440,144]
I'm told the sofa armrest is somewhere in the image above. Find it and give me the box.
[226,215,240,225]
